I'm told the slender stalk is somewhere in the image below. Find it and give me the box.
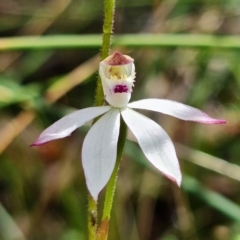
[88,0,116,239]
[101,0,115,60]
[95,0,115,107]
[88,196,98,240]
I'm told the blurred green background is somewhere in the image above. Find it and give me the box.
[0,0,240,239]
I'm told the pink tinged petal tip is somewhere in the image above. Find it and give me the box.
[82,108,121,200]
[31,106,111,147]
[128,99,226,125]
[121,108,182,186]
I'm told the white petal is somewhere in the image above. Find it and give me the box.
[82,108,120,200]
[32,106,111,146]
[121,108,181,186]
[128,99,226,124]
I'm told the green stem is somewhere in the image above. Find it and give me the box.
[88,0,116,239]
[88,195,98,240]
[95,0,115,107]
[101,0,115,60]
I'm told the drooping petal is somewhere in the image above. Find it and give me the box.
[121,108,181,186]
[128,99,226,124]
[82,108,120,200]
[31,106,111,146]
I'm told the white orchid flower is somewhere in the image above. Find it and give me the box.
[32,52,226,200]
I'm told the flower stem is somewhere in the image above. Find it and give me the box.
[101,0,115,60]
[88,195,98,240]
[95,0,115,107]
[88,0,116,239]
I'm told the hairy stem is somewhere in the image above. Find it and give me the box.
[95,0,115,107]
[88,0,116,239]
[88,196,98,240]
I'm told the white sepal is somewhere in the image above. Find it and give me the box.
[32,106,111,146]
[82,108,121,200]
[121,107,182,186]
[128,99,226,124]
